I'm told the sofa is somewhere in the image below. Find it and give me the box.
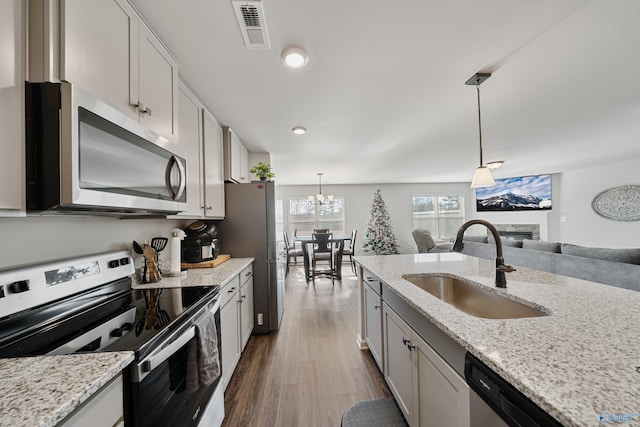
[456,235,640,292]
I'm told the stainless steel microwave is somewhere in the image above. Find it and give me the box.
[26,82,186,215]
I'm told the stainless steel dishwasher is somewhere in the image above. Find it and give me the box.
[465,353,563,427]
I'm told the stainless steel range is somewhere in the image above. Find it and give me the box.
[0,251,223,427]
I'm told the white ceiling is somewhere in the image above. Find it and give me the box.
[130,0,640,186]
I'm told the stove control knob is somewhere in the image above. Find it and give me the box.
[108,259,121,268]
[0,287,5,298]
[7,280,29,294]
[110,322,133,338]
[119,257,131,265]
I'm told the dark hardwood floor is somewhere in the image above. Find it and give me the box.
[222,265,391,427]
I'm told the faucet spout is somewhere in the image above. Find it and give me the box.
[451,219,516,288]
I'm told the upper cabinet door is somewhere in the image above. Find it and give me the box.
[0,0,26,215]
[61,0,138,123]
[203,111,225,218]
[57,0,178,142]
[176,81,204,217]
[136,23,179,143]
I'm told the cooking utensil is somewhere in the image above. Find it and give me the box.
[151,237,169,274]
[142,244,162,283]
[151,237,168,253]
[133,240,143,254]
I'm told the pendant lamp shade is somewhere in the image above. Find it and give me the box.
[470,166,496,188]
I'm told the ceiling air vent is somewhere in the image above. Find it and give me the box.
[232,0,270,48]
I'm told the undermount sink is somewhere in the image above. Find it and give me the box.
[402,274,549,319]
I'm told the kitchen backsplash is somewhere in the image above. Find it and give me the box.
[0,216,189,269]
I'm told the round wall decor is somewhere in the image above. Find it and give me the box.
[591,185,640,221]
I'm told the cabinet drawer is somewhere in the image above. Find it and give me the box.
[240,264,253,286]
[363,271,382,296]
[220,275,240,308]
[61,374,123,427]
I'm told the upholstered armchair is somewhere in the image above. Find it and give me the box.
[412,229,452,253]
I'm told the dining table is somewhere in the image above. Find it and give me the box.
[294,235,351,282]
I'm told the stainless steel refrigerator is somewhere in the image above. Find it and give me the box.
[216,181,285,334]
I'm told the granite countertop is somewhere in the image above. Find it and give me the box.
[132,257,254,289]
[0,352,134,427]
[355,252,640,427]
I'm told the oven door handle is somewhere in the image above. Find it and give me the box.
[131,325,196,383]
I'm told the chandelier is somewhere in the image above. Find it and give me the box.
[308,173,334,206]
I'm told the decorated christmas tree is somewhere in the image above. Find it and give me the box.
[362,189,400,255]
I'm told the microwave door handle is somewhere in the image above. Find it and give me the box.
[165,155,186,201]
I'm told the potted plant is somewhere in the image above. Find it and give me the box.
[249,161,275,181]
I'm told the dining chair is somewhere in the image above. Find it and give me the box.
[313,228,329,234]
[341,229,358,274]
[311,232,334,285]
[283,231,303,277]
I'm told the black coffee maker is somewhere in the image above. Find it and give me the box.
[181,221,220,263]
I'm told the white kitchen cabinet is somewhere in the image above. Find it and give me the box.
[239,265,254,348]
[61,374,124,427]
[176,80,204,217]
[223,128,249,183]
[363,277,383,371]
[220,279,241,391]
[174,80,225,218]
[383,302,469,427]
[220,262,254,390]
[383,302,415,423]
[202,111,226,218]
[412,332,470,427]
[0,0,26,216]
[32,0,179,142]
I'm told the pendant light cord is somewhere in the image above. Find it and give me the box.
[476,81,484,167]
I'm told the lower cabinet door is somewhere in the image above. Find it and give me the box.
[414,332,470,427]
[364,284,383,370]
[220,296,241,390]
[383,303,414,424]
[240,276,254,349]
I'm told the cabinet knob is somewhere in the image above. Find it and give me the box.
[374,305,380,310]
[207,206,212,210]
[407,344,416,351]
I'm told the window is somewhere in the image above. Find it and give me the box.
[411,195,465,240]
[288,197,345,236]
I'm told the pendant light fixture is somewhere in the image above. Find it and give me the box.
[308,173,334,206]
[466,72,496,188]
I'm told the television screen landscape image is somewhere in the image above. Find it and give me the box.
[476,174,552,212]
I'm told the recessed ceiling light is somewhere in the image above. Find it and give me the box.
[281,47,309,69]
[291,126,307,135]
[486,161,505,170]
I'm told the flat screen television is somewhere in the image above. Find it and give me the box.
[476,174,552,212]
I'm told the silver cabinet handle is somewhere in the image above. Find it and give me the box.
[165,155,186,201]
[132,102,151,115]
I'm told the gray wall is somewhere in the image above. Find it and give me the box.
[0,216,191,269]
[278,182,472,255]
[552,157,640,248]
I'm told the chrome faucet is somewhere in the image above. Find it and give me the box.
[451,219,516,288]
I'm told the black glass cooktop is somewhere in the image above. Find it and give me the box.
[0,277,219,359]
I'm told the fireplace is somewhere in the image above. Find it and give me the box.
[493,224,540,241]
[498,230,533,241]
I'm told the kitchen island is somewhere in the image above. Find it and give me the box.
[355,252,640,427]
[0,352,134,427]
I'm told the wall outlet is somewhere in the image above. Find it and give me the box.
[257,313,263,325]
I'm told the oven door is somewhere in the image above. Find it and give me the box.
[127,299,223,427]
